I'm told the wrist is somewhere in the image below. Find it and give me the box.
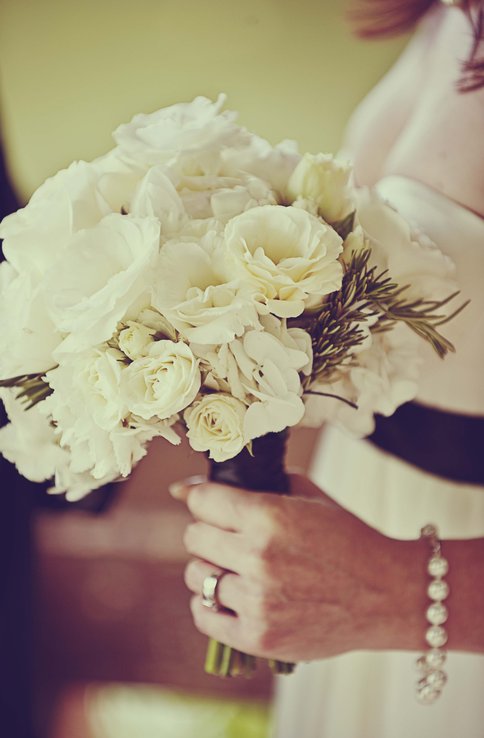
[363,534,428,652]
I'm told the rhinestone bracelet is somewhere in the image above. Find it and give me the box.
[416,524,449,704]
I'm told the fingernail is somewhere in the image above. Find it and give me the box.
[169,475,206,498]
[168,481,185,498]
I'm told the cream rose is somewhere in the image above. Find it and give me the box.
[224,205,343,318]
[287,153,354,223]
[118,321,155,360]
[185,393,246,462]
[123,340,200,420]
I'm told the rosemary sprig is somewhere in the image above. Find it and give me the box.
[0,371,54,409]
[302,248,466,385]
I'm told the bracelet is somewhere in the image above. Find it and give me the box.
[415,524,449,704]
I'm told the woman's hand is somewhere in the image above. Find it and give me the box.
[170,474,424,662]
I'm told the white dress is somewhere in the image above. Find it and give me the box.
[274,176,484,738]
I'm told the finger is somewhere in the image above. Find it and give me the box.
[169,475,206,502]
[190,595,248,652]
[184,558,244,614]
[184,482,257,531]
[183,521,246,573]
[288,472,341,509]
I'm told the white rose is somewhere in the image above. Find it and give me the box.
[0,161,111,280]
[122,340,200,420]
[185,393,246,462]
[118,321,155,360]
[113,94,248,168]
[224,205,343,317]
[152,236,261,344]
[45,213,160,355]
[47,348,127,433]
[40,350,181,498]
[287,153,354,223]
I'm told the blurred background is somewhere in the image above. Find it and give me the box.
[0,1,405,736]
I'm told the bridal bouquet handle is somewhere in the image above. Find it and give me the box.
[0,95,466,678]
[206,430,293,676]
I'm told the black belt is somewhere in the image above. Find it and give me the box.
[367,402,484,486]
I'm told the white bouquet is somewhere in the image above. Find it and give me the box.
[0,95,462,676]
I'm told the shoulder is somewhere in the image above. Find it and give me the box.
[383,8,484,217]
[343,6,484,217]
[342,7,445,188]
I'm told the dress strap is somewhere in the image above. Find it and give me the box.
[368,402,484,486]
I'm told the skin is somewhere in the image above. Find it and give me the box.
[173,5,484,663]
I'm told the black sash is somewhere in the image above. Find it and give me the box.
[367,402,484,486]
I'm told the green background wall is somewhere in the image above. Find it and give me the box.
[0,0,405,201]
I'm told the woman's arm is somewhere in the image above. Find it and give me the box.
[171,475,484,661]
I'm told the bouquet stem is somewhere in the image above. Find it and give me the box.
[206,430,295,678]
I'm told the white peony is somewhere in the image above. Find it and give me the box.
[174,170,276,221]
[210,175,276,222]
[225,136,301,200]
[0,263,60,377]
[152,235,261,344]
[122,340,201,420]
[224,205,343,318]
[288,153,354,223]
[45,213,160,354]
[0,161,111,281]
[185,393,247,462]
[113,94,248,169]
[130,166,188,235]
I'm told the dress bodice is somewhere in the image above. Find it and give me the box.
[374,175,484,416]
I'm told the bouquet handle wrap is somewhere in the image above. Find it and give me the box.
[205,430,295,677]
[208,431,290,494]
